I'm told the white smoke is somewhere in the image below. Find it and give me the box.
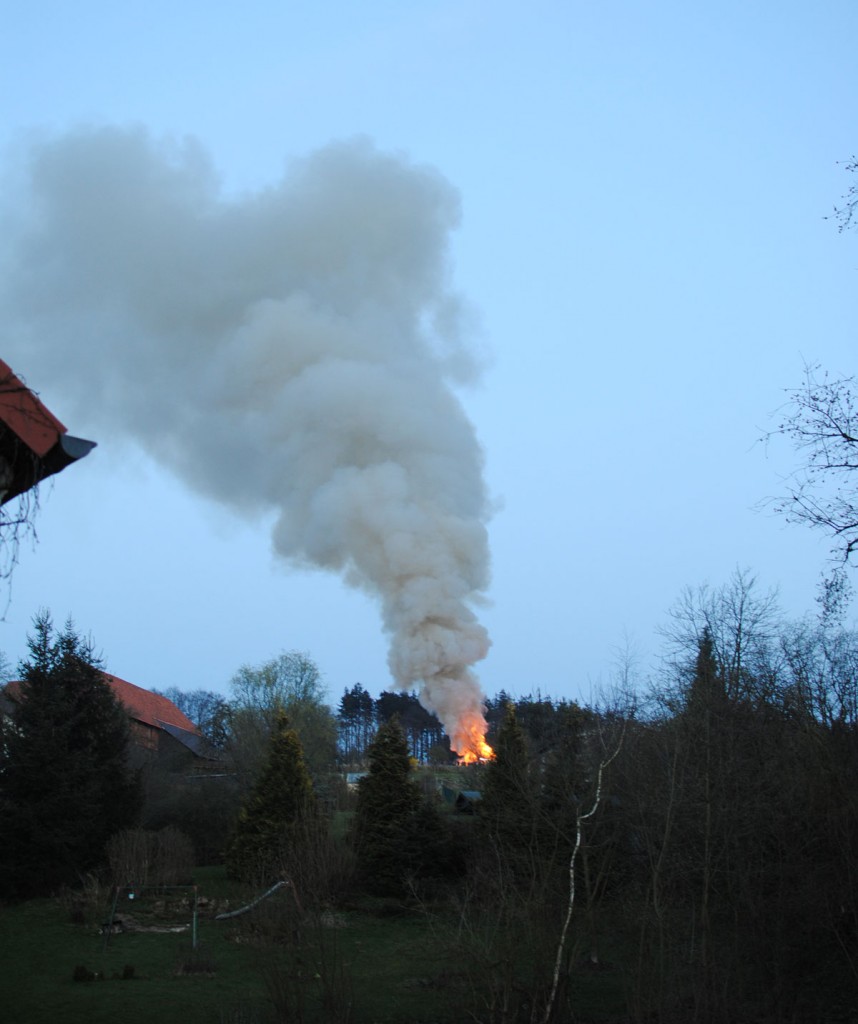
[0,126,492,753]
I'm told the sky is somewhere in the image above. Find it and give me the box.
[0,1,855,718]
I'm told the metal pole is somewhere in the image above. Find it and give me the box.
[102,886,121,953]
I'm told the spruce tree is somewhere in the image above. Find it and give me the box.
[0,612,141,898]
[478,702,539,876]
[352,717,425,896]
[226,710,317,883]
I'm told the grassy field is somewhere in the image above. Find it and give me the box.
[0,867,465,1024]
[0,865,630,1024]
[0,871,268,1024]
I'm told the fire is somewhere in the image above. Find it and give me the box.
[457,739,494,765]
[453,713,494,764]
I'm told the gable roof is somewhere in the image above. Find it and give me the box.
[102,673,200,733]
[2,672,200,737]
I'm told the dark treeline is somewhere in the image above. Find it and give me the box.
[337,684,578,764]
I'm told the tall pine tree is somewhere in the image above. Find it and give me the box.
[478,702,540,879]
[0,612,141,898]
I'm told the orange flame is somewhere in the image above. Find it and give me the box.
[453,712,494,764]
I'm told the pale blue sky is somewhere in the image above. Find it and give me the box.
[0,1,855,707]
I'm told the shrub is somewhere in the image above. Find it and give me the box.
[106,826,194,887]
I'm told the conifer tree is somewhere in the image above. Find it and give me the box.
[0,612,141,898]
[352,717,425,896]
[226,710,316,883]
[478,702,537,871]
[686,625,724,712]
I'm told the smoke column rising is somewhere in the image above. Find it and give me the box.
[0,126,492,755]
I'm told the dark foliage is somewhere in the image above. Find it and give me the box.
[225,711,317,884]
[351,717,453,896]
[140,764,242,866]
[336,682,376,763]
[0,612,141,898]
[478,702,538,871]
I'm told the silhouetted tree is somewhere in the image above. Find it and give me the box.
[767,363,858,568]
[351,717,428,896]
[375,689,444,762]
[0,612,140,897]
[478,702,540,879]
[337,682,375,763]
[156,686,230,749]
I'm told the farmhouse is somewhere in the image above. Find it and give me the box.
[104,673,220,766]
[1,673,220,770]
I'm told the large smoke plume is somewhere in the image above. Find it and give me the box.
[0,126,492,754]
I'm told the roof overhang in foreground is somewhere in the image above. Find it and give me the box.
[0,359,95,505]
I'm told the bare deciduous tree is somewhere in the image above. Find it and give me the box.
[766,364,858,566]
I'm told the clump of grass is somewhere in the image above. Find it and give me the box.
[57,871,106,926]
[175,943,217,977]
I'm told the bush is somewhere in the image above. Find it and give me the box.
[106,827,195,887]
[141,767,242,865]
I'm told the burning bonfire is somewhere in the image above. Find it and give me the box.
[451,712,495,765]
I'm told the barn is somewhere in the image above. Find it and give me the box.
[1,673,220,770]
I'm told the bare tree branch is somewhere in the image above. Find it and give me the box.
[764,363,858,566]
[827,156,858,233]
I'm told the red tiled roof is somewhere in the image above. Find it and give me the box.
[103,673,200,733]
[3,673,201,736]
[0,358,67,458]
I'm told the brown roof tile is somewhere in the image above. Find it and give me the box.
[3,672,201,736]
[0,358,67,458]
[102,673,200,733]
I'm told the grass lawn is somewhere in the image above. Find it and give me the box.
[0,878,268,1024]
[0,865,631,1023]
[0,869,464,1024]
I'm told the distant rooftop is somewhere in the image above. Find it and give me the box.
[101,672,199,733]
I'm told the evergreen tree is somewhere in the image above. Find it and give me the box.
[352,717,426,896]
[226,710,317,883]
[478,702,540,877]
[337,682,375,763]
[686,625,724,712]
[0,612,141,898]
